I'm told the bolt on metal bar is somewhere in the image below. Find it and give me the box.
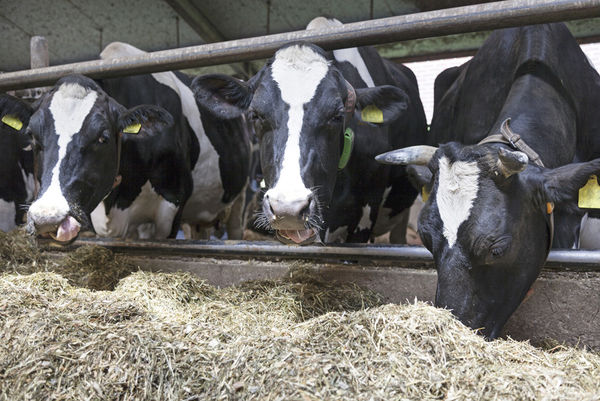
[1,0,600,91]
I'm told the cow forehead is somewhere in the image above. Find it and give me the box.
[435,155,481,248]
[264,45,332,201]
[270,45,331,105]
[49,83,98,140]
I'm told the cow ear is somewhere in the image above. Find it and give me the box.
[538,158,600,209]
[355,85,408,126]
[406,165,434,201]
[118,105,174,136]
[191,74,253,119]
[0,94,33,132]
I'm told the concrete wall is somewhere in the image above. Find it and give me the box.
[131,255,600,350]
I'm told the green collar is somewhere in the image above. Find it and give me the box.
[338,127,354,170]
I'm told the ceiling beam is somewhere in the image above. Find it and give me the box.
[164,0,261,77]
[379,16,600,63]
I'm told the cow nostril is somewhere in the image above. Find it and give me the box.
[265,195,276,216]
[299,198,313,220]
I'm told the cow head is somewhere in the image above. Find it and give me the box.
[191,43,408,244]
[25,75,172,244]
[377,141,600,338]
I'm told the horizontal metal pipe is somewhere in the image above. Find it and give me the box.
[50,238,600,271]
[2,0,600,91]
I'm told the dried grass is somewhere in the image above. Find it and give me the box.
[0,229,599,400]
[0,229,135,290]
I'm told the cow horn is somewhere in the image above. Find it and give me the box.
[497,147,528,178]
[375,145,438,166]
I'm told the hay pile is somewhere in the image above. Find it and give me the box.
[0,230,599,400]
[0,228,135,290]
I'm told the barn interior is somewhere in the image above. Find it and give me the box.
[2,0,600,77]
[1,3,600,391]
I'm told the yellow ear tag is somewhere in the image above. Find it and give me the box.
[578,175,600,208]
[421,186,430,202]
[361,105,384,123]
[546,202,554,214]
[122,122,141,134]
[2,115,23,131]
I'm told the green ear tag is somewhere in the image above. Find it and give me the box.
[338,128,354,170]
[122,122,142,134]
[578,175,600,208]
[2,115,23,131]
[361,105,384,123]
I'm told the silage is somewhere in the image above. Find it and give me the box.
[0,230,599,400]
[0,229,135,290]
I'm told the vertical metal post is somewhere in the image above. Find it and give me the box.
[176,16,181,48]
[266,0,271,35]
[10,36,52,99]
[30,36,49,69]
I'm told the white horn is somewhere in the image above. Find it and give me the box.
[375,145,438,166]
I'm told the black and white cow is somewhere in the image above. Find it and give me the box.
[94,42,251,240]
[26,74,173,243]
[0,94,36,231]
[192,17,427,244]
[377,23,600,338]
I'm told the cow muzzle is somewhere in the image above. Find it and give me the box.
[263,191,319,245]
[27,215,81,245]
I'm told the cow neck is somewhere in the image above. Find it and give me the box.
[478,118,545,167]
[477,117,554,250]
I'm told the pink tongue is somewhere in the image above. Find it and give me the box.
[55,216,81,242]
[279,229,315,244]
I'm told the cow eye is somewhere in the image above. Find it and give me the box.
[487,236,512,261]
[98,130,110,144]
[248,110,269,139]
[329,110,345,124]
[248,110,264,124]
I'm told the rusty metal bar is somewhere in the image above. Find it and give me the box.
[2,0,600,91]
[45,238,600,271]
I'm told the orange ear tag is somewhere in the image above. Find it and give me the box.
[546,202,554,214]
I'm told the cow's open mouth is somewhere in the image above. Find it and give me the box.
[276,228,317,245]
[45,216,81,245]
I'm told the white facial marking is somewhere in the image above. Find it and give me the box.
[356,204,372,232]
[266,45,329,206]
[436,156,480,248]
[306,17,375,88]
[28,83,98,223]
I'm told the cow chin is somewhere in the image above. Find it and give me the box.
[28,215,82,245]
[275,228,318,245]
